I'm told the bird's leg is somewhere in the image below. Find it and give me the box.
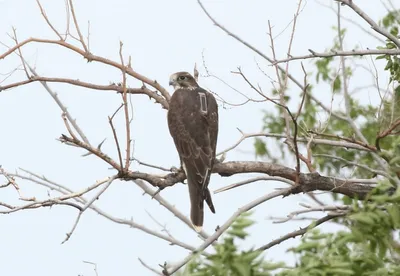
[214,152,226,164]
[170,166,180,174]
[170,163,186,184]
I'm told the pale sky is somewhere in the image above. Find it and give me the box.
[0,0,389,275]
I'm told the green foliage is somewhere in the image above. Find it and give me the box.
[181,186,400,276]
[256,17,400,180]
[379,51,400,82]
[185,7,400,276]
[377,9,400,83]
[380,9,400,30]
[254,138,268,157]
[277,185,400,276]
[315,57,334,83]
[178,212,287,276]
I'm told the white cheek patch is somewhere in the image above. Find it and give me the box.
[199,92,208,114]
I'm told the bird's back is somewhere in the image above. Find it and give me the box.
[167,87,218,231]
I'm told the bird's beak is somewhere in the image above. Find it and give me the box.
[169,80,174,86]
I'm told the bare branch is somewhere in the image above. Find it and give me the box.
[0,38,171,107]
[25,63,91,144]
[132,158,172,172]
[196,0,356,123]
[0,166,20,195]
[337,0,400,48]
[308,131,377,151]
[314,154,390,178]
[376,118,400,150]
[217,132,374,157]
[62,175,118,243]
[8,171,206,252]
[273,204,350,223]
[68,0,89,52]
[316,0,386,44]
[257,213,345,251]
[197,0,306,96]
[214,176,294,194]
[273,48,400,64]
[108,104,124,170]
[0,75,168,109]
[119,41,132,170]
[36,0,63,40]
[139,258,163,276]
[82,261,99,276]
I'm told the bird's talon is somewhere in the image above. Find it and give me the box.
[215,152,226,164]
[170,166,179,174]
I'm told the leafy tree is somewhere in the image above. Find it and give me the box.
[181,2,400,276]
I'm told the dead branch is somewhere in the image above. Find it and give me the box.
[0,37,171,107]
[273,48,400,64]
[257,213,345,251]
[337,0,400,48]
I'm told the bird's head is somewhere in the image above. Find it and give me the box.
[169,71,199,91]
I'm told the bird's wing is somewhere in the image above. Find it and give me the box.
[167,88,218,230]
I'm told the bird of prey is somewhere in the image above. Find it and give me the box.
[167,71,219,232]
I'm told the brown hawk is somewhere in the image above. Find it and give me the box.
[167,71,219,232]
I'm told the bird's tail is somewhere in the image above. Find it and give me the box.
[187,176,215,232]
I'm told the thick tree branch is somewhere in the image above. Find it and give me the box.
[213,161,376,199]
[59,133,377,200]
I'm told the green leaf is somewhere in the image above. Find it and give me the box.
[254,138,268,157]
[333,76,342,92]
[292,241,320,252]
[376,54,388,60]
[387,204,400,227]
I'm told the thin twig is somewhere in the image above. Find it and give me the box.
[119,41,132,171]
[0,37,171,107]
[272,48,400,64]
[257,213,344,251]
[109,103,124,170]
[68,0,89,52]
[11,28,29,79]
[376,118,400,151]
[62,175,118,243]
[217,131,374,157]
[214,176,294,194]
[273,204,350,223]
[26,63,91,144]
[132,158,172,172]
[337,0,400,48]
[36,0,63,40]
[82,261,99,276]
[139,258,163,276]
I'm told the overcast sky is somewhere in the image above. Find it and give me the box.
[0,0,390,275]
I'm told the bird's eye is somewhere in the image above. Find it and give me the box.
[178,76,186,81]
